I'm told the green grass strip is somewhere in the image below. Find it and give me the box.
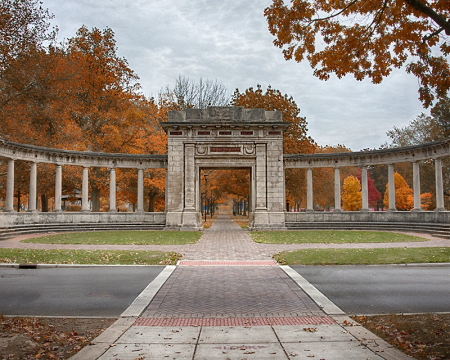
[274,247,450,265]
[0,249,182,265]
[22,231,202,245]
[251,230,425,244]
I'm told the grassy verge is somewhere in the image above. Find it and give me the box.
[22,231,202,245]
[0,249,182,265]
[274,247,450,265]
[251,230,425,244]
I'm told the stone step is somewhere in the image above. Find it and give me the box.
[285,222,450,238]
[0,223,165,241]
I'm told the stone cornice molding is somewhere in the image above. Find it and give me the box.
[284,139,450,168]
[162,106,290,131]
[0,137,168,169]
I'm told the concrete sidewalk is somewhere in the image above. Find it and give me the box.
[70,215,412,359]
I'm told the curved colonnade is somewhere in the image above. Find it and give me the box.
[0,137,167,227]
[1,136,450,229]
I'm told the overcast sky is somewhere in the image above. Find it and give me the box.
[42,0,428,151]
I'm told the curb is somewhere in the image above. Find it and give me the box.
[279,265,345,315]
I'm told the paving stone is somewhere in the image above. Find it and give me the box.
[282,341,385,360]
[117,326,201,344]
[97,343,195,360]
[194,343,288,360]
[273,324,355,343]
[198,326,278,344]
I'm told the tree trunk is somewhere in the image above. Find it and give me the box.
[17,189,21,212]
[41,194,48,212]
[148,193,155,212]
[91,190,100,212]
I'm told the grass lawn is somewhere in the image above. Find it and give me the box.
[251,230,426,244]
[0,249,182,265]
[22,231,202,245]
[274,247,450,265]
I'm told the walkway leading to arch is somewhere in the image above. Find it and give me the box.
[71,215,411,360]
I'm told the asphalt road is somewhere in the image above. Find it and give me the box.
[0,266,165,317]
[292,264,450,315]
[2,265,449,317]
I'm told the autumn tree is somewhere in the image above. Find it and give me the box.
[312,145,351,210]
[265,0,450,107]
[0,0,57,110]
[421,192,433,210]
[355,168,381,208]
[160,76,231,110]
[342,175,362,211]
[232,85,315,211]
[384,172,414,210]
[386,97,450,206]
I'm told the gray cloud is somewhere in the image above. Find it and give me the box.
[43,0,427,151]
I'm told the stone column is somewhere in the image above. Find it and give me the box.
[334,167,341,212]
[5,159,14,212]
[165,169,169,212]
[255,143,267,210]
[184,143,196,210]
[81,166,90,212]
[361,166,369,211]
[137,168,144,213]
[306,168,313,212]
[412,161,423,211]
[109,168,117,212]
[250,165,256,213]
[387,164,396,211]
[54,165,62,212]
[435,158,445,211]
[28,162,37,212]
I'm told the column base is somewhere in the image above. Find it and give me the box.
[434,208,446,212]
[165,210,202,231]
[251,211,286,230]
[53,209,63,213]
[411,208,424,212]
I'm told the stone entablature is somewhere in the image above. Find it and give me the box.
[0,137,167,169]
[284,139,450,168]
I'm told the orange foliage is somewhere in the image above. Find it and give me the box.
[384,172,414,211]
[342,175,362,211]
[265,0,450,107]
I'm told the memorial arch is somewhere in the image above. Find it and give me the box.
[1,106,450,235]
[161,107,289,230]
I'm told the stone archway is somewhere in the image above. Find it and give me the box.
[161,106,290,231]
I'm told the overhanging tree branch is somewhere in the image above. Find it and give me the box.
[404,0,450,35]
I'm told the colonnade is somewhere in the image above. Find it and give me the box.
[301,159,446,212]
[2,159,155,213]
[0,137,167,215]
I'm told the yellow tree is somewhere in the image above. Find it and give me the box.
[384,172,414,210]
[342,175,362,211]
[265,0,450,107]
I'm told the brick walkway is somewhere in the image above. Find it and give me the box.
[141,265,324,319]
[132,216,325,321]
